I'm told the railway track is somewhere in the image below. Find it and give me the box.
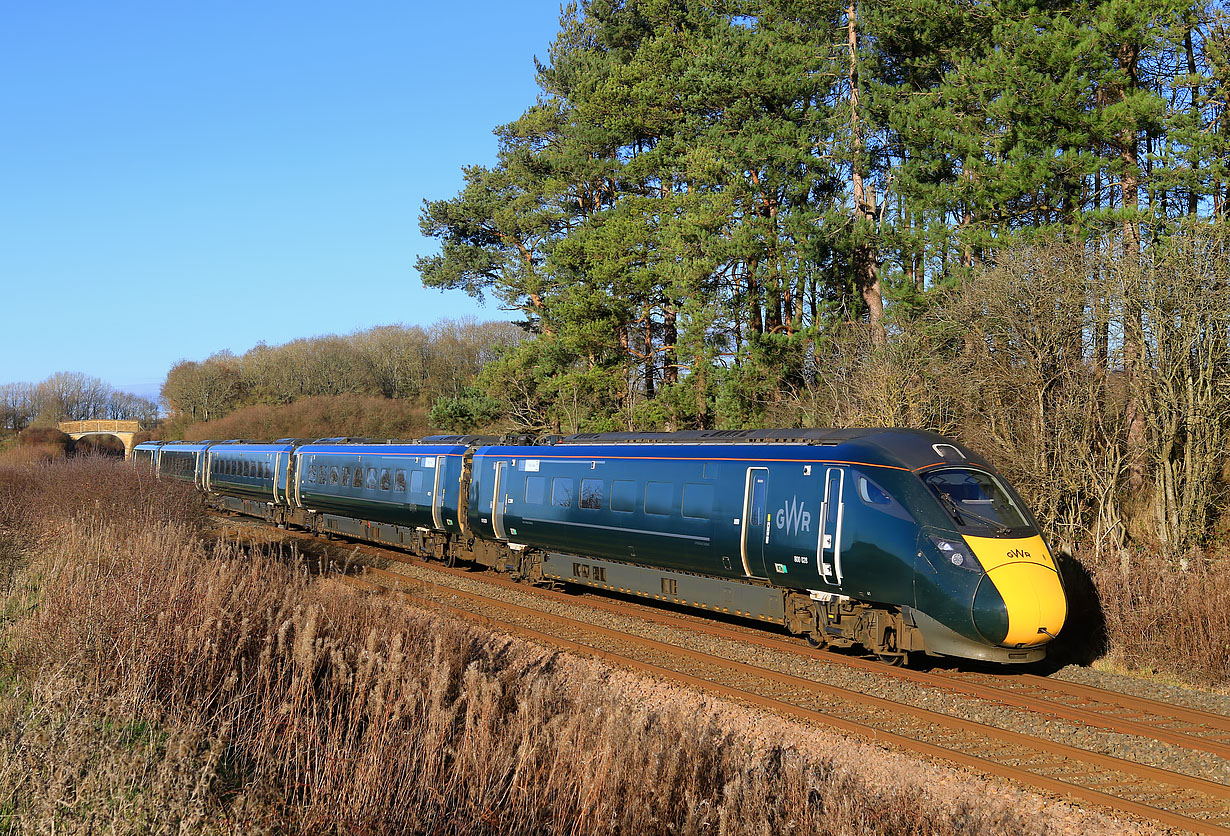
[219,515,1230,835]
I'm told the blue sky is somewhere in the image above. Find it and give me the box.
[0,2,561,399]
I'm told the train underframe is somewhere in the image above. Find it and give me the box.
[209,493,1042,666]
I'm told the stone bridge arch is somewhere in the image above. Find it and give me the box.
[59,420,141,459]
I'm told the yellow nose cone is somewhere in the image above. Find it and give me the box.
[965,535,1068,647]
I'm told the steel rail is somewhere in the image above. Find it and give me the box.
[339,569,1230,836]
[371,546,1230,759]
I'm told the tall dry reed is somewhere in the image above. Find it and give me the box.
[0,460,1147,834]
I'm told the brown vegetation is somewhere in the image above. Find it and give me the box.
[1082,547,1230,685]
[162,318,524,437]
[181,395,431,442]
[0,459,1143,835]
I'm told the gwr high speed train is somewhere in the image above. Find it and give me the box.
[135,428,1068,664]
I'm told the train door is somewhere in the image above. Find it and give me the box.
[271,453,282,505]
[291,454,303,508]
[817,467,846,586]
[740,467,769,578]
[491,460,510,541]
[429,455,445,530]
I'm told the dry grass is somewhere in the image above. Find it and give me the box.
[0,460,1153,835]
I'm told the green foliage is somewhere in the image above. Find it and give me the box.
[418,0,1230,451]
[429,387,505,434]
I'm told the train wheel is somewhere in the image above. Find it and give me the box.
[875,626,906,666]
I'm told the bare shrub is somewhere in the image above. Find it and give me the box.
[181,395,430,442]
[1081,547,1230,686]
[776,323,962,435]
[0,442,68,467]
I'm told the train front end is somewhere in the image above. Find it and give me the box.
[912,465,1067,663]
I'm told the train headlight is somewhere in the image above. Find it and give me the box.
[929,536,984,574]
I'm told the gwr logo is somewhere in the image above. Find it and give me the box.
[775,496,811,536]
[1007,548,1032,561]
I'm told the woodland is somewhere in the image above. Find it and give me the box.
[416,0,1230,557]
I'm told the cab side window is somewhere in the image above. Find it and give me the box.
[856,473,913,522]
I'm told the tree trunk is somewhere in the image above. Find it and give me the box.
[847,3,885,346]
[1117,41,1147,488]
[663,305,678,386]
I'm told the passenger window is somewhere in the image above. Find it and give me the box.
[524,476,545,504]
[352,467,363,488]
[682,483,713,520]
[366,468,377,490]
[308,465,317,483]
[379,469,391,491]
[394,470,406,492]
[329,466,339,485]
[611,480,637,512]
[244,461,251,478]
[645,481,672,516]
[410,470,424,494]
[551,478,573,507]
[580,479,603,510]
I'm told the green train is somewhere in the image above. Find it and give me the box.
[135,428,1068,665]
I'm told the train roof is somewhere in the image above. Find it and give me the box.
[500,428,995,473]
[208,441,300,453]
[295,440,471,454]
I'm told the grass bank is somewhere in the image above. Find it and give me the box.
[0,459,1157,834]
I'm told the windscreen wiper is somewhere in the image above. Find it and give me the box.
[939,492,1011,536]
